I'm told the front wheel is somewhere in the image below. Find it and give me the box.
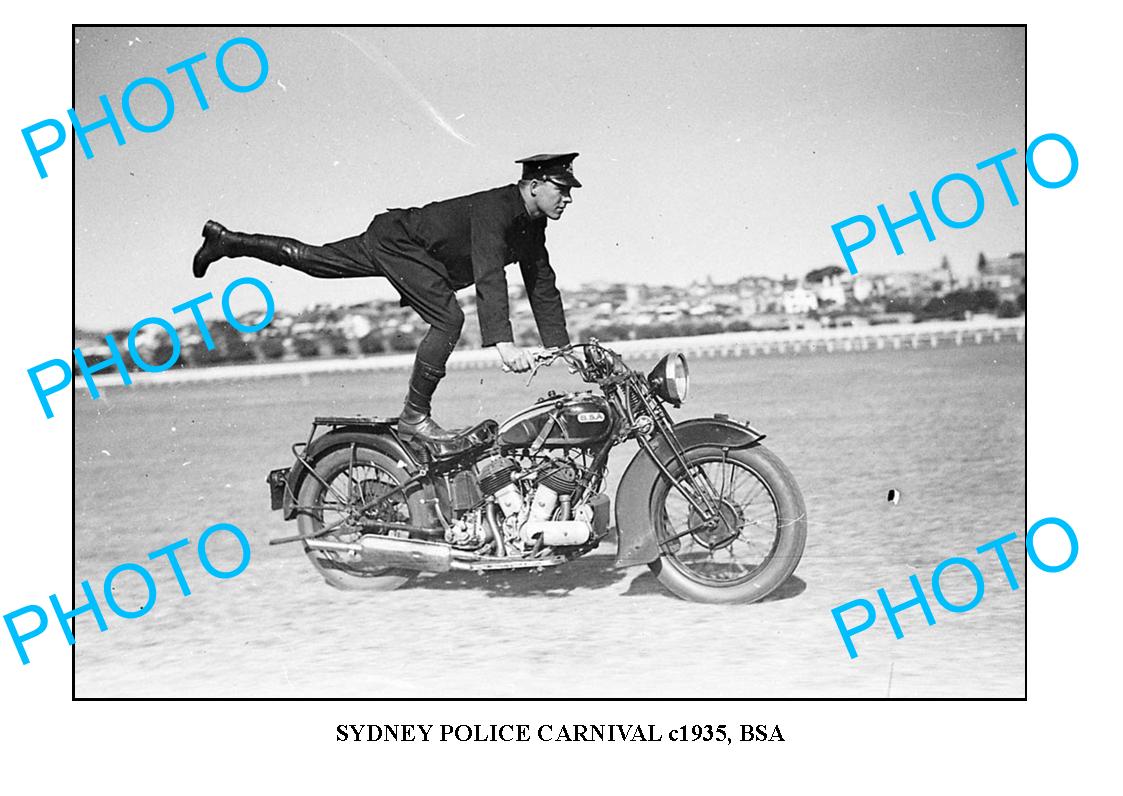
[647,444,806,604]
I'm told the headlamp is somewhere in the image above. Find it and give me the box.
[647,352,690,407]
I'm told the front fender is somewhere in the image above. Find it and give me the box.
[613,416,766,568]
[280,427,420,521]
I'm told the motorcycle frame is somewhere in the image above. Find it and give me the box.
[268,342,769,571]
[271,418,615,555]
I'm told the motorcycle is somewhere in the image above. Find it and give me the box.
[265,340,806,603]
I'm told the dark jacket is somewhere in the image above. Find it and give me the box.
[394,183,570,348]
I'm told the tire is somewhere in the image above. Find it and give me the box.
[647,443,806,604]
[295,444,422,591]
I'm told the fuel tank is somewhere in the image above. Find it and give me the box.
[498,391,613,450]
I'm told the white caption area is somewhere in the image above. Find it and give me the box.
[0,2,1117,792]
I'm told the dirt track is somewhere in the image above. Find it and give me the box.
[75,343,1025,697]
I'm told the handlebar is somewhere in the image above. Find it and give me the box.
[499,340,623,384]
[500,347,568,373]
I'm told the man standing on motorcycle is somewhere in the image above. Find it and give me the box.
[190,153,580,445]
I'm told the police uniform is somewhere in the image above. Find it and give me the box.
[191,152,581,441]
[321,181,571,349]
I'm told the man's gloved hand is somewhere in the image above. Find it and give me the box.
[496,341,531,373]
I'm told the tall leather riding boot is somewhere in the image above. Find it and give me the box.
[192,220,309,278]
[398,359,462,442]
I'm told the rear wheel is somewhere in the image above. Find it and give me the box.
[647,444,806,604]
[295,445,422,591]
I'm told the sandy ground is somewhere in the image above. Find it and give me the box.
[74,342,1025,697]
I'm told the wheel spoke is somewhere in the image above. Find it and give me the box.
[735,478,768,508]
[348,444,356,505]
[656,453,782,585]
[302,451,415,580]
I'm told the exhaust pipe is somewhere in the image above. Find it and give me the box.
[306,535,453,573]
[357,535,453,572]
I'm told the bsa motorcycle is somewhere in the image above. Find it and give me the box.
[266,340,806,603]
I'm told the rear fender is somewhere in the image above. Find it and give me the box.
[280,427,420,521]
[613,416,766,568]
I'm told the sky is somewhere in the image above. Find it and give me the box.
[73,26,1026,328]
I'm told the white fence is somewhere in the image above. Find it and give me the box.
[75,317,1026,390]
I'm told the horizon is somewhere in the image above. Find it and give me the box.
[75,26,1025,328]
[74,251,1021,335]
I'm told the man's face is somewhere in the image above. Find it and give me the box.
[532,179,574,220]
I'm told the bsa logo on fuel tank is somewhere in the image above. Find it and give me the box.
[577,412,605,423]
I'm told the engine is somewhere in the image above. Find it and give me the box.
[440,453,607,553]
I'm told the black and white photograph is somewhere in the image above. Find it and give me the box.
[67,25,1027,698]
[8,3,1123,789]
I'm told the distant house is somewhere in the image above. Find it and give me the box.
[75,331,112,360]
[848,276,873,303]
[782,287,818,315]
[688,302,717,317]
[624,284,647,306]
[813,276,846,307]
[339,313,374,340]
[978,252,1026,301]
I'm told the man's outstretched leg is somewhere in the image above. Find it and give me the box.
[192,220,375,279]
